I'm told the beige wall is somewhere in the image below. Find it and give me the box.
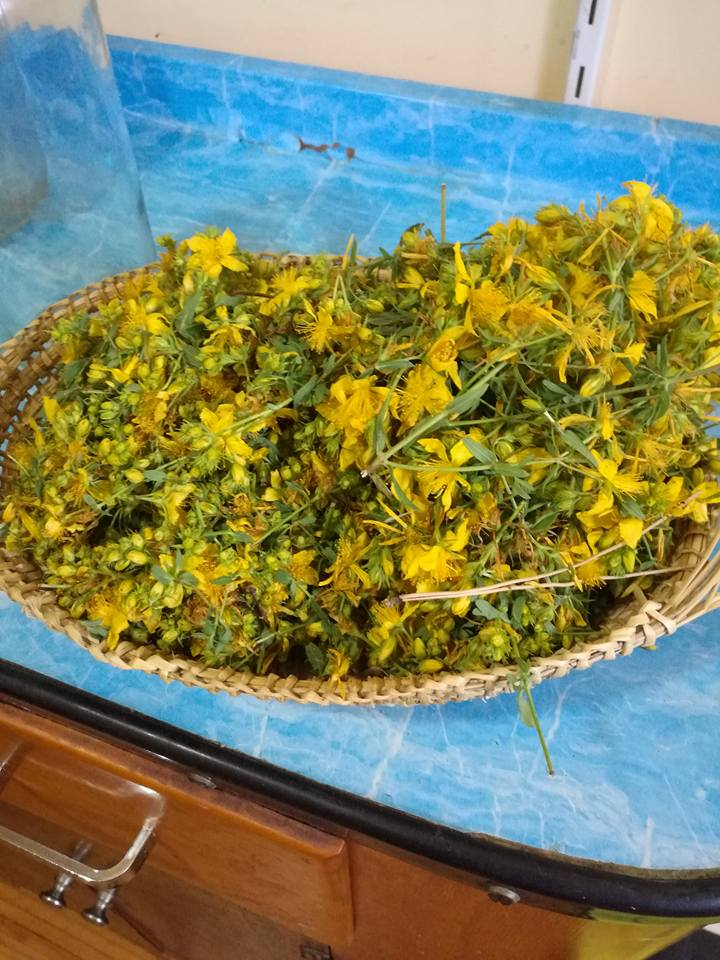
[98,0,720,127]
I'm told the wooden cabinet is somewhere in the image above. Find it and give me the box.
[0,699,695,960]
[0,701,350,958]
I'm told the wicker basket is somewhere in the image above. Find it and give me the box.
[0,269,718,706]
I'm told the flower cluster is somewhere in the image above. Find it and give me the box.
[3,185,720,684]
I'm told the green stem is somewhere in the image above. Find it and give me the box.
[366,364,503,473]
[512,638,554,776]
[522,679,554,776]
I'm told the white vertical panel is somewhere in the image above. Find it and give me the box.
[564,0,614,106]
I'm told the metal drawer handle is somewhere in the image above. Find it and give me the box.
[0,815,159,888]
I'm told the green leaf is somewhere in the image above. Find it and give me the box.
[293,375,319,405]
[175,289,204,341]
[541,379,571,396]
[211,574,238,586]
[511,595,527,625]
[389,471,419,513]
[375,357,415,371]
[150,564,172,585]
[649,388,671,424]
[178,571,199,587]
[511,477,534,499]
[491,462,529,478]
[273,569,291,585]
[462,437,498,464]
[226,530,251,544]
[60,358,88,386]
[82,493,101,511]
[517,691,535,728]
[446,379,491,417]
[371,369,402,457]
[143,468,166,483]
[472,598,509,622]
[305,641,326,674]
[559,429,596,467]
[619,497,645,519]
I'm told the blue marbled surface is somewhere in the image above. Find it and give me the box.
[0,25,154,338]
[2,35,720,871]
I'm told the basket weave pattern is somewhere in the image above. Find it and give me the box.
[0,271,717,706]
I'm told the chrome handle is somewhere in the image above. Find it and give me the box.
[82,886,117,926]
[39,840,92,907]
[0,816,158,889]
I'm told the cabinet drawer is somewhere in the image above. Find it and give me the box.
[0,701,353,946]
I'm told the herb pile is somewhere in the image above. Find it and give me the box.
[3,182,720,685]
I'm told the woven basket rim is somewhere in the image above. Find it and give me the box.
[0,267,716,707]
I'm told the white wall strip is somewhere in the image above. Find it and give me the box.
[564,0,614,106]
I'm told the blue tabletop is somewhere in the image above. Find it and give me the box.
[2,35,720,872]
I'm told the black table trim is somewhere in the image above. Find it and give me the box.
[1,657,719,920]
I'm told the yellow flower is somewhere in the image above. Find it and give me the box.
[555,342,573,383]
[576,489,617,531]
[416,437,473,510]
[620,181,675,242]
[593,458,649,497]
[392,364,452,429]
[401,521,470,587]
[453,243,472,305]
[290,549,318,585]
[164,483,195,525]
[505,295,557,334]
[367,603,412,663]
[42,396,59,425]
[317,374,389,440]
[122,298,168,335]
[297,301,335,351]
[598,400,614,439]
[561,542,606,588]
[109,355,140,384]
[320,534,371,602]
[199,405,254,462]
[88,594,129,650]
[202,324,245,354]
[627,270,657,319]
[618,517,644,548]
[597,341,646,386]
[468,281,509,329]
[566,264,599,307]
[259,266,317,316]
[426,326,474,388]
[398,265,435,297]
[187,229,246,279]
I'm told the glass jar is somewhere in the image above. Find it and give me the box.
[0,0,155,337]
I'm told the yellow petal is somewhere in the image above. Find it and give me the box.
[622,341,646,365]
[599,401,614,439]
[43,396,59,425]
[619,517,644,548]
[19,509,40,540]
[220,255,247,273]
[627,270,657,318]
[418,438,448,460]
[44,516,63,539]
[555,342,573,383]
[559,413,594,428]
[624,180,653,203]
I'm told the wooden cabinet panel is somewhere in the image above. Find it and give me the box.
[0,702,352,948]
[0,815,307,960]
[0,833,163,955]
[0,874,162,960]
